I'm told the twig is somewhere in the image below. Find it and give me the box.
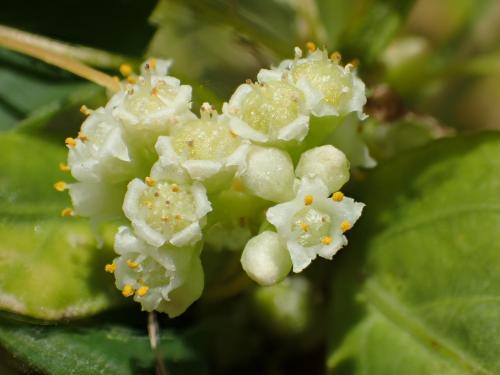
[148,312,169,375]
[0,24,120,92]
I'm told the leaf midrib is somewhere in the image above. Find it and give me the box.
[364,279,491,375]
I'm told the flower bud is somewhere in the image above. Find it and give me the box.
[240,146,295,203]
[295,145,350,192]
[241,231,291,286]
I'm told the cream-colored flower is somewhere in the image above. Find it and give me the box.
[112,226,203,317]
[266,176,364,272]
[123,178,212,247]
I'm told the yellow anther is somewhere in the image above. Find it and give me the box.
[104,263,116,273]
[61,207,74,217]
[79,105,91,115]
[330,51,342,63]
[149,58,157,70]
[321,236,333,245]
[59,162,70,172]
[137,286,149,297]
[350,58,360,68]
[151,87,159,96]
[300,223,309,232]
[122,285,134,297]
[171,184,180,192]
[119,63,133,77]
[229,129,238,138]
[127,76,137,84]
[112,76,120,84]
[332,191,344,202]
[304,195,314,205]
[65,137,76,147]
[306,41,317,52]
[144,200,153,209]
[340,221,352,233]
[161,216,170,222]
[126,259,139,269]
[53,181,67,192]
[77,131,88,142]
[145,177,156,187]
[175,214,182,220]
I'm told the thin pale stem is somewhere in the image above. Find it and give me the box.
[0,24,120,92]
[148,312,169,375]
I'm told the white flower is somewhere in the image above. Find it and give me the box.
[241,231,292,286]
[223,79,310,144]
[67,107,134,183]
[111,226,203,317]
[295,145,350,192]
[266,176,364,272]
[123,178,212,247]
[289,49,367,118]
[108,62,195,137]
[239,146,296,203]
[150,105,249,191]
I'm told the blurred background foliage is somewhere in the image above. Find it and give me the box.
[0,0,499,374]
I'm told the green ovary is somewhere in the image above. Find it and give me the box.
[240,81,304,137]
[292,60,353,108]
[291,207,331,247]
[140,182,197,237]
[171,118,241,160]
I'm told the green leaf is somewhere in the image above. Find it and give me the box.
[327,133,500,374]
[0,133,121,320]
[0,318,206,375]
[316,0,416,62]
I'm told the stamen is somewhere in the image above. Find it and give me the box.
[104,263,116,273]
[149,58,157,70]
[171,184,180,193]
[127,76,137,84]
[127,259,139,269]
[65,137,76,147]
[61,207,74,217]
[137,286,149,297]
[304,195,314,205]
[321,236,332,245]
[119,63,133,77]
[340,221,352,232]
[144,200,153,209]
[332,192,344,202]
[145,177,156,187]
[79,105,91,115]
[306,41,317,52]
[53,181,66,192]
[59,162,70,172]
[300,223,309,232]
[122,285,134,297]
[175,214,182,220]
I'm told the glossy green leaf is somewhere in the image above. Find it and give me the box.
[0,133,121,320]
[0,318,206,375]
[327,133,500,374]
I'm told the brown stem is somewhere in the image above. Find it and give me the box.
[148,312,169,375]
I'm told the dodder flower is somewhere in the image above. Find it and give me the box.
[266,176,364,272]
[112,226,203,317]
[223,80,310,144]
[123,178,212,247]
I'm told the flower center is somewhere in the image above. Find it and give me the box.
[291,207,331,247]
[292,60,353,107]
[125,80,178,118]
[139,182,197,237]
[171,118,241,160]
[240,81,304,137]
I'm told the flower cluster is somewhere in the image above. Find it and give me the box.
[58,46,372,316]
